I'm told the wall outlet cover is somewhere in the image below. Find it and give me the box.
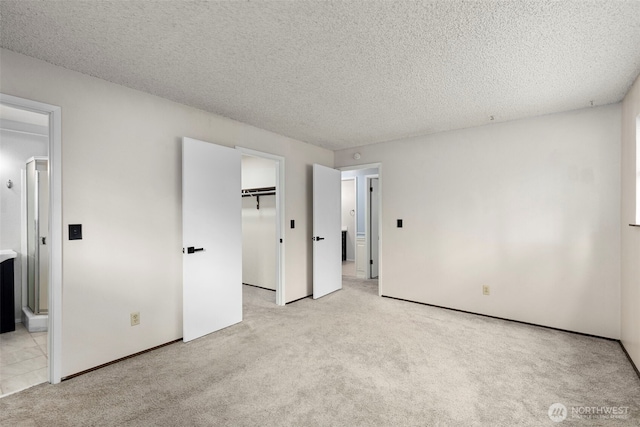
[130,312,140,326]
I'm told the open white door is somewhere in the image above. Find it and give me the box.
[313,164,342,299]
[370,177,379,279]
[182,137,242,342]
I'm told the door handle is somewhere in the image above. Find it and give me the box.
[186,246,204,254]
[312,236,325,241]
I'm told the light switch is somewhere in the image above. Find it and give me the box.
[69,224,82,240]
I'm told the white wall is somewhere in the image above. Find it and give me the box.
[0,49,333,376]
[336,105,621,338]
[242,156,276,189]
[341,179,356,260]
[0,127,48,322]
[242,196,276,290]
[621,74,640,367]
[242,156,276,290]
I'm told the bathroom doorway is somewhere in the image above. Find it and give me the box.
[0,104,48,396]
[0,93,62,392]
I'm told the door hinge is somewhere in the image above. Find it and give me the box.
[370,187,373,192]
[280,239,283,243]
[370,259,373,265]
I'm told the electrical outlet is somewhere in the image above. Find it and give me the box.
[130,312,140,326]
[482,285,490,296]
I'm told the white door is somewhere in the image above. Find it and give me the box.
[182,137,242,342]
[313,164,342,299]
[370,178,379,279]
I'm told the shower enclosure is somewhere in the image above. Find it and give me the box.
[26,157,49,317]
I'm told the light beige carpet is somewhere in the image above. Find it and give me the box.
[1,277,639,426]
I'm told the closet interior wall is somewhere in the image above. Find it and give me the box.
[241,156,277,291]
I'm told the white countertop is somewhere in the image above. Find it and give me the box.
[0,250,17,263]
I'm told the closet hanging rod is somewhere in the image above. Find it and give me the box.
[241,186,276,197]
[242,186,276,210]
[241,191,276,197]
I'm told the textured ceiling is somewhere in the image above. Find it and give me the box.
[1,1,639,150]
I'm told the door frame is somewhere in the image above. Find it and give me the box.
[1,93,62,384]
[338,163,382,296]
[236,147,286,306]
[365,174,379,279]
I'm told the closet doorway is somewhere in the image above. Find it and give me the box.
[237,148,285,306]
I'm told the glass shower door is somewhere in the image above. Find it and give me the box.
[27,160,37,313]
[26,158,49,315]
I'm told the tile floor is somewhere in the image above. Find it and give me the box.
[0,323,48,397]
